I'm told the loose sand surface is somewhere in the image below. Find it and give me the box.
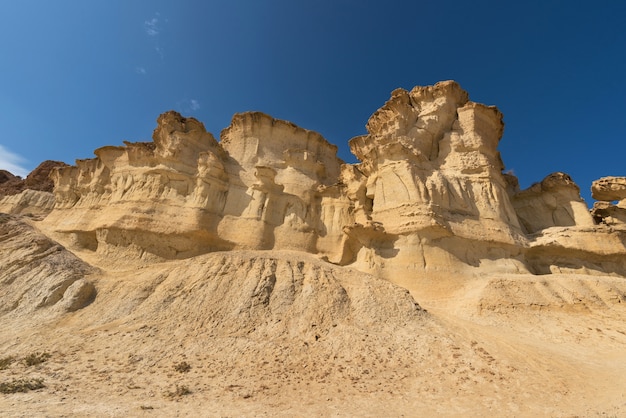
[1,222,626,417]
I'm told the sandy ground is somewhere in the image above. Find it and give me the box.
[1,219,626,417]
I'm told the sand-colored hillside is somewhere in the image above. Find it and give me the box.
[1,215,625,417]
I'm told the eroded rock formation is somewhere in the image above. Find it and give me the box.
[0,169,19,186]
[0,161,67,215]
[0,214,96,316]
[43,111,348,260]
[591,176,626,226]
[4,81,626,418]
[34,81,626,284]
[345,82,528,281]
[591,176,626,202]
[0,160,67,196]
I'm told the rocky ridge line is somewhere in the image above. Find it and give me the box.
[4,81,626,291]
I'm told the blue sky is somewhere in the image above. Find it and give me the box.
[1,1,624,204]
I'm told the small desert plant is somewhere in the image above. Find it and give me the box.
[173,361,191,373]
[0,356,16,370]
[166,384,192,398]
[0,378,45,394]
[22,352,51,367]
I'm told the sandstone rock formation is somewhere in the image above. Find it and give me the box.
[43,111,349,260]
[591,176,626,202]
[0,161,67,215]
[591,176,626,225]
[509,172,594,233]
[2,81,626,416]
[0,189,56,216]
[38,81,626,285]
[0,214,96,316]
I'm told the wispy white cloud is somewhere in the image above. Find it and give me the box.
[144,14,160,36]
[176,99,201,114]
[136,13,166,73]
[0,145,30,178]
[155,46,164,60]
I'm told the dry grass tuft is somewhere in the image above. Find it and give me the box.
[165,384,192,398]
[0,356,16,370]
[173,361,191,373]
[22,352,51,367]
[0,378,45,394]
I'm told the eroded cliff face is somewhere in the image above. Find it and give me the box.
[345,82,528,280]
[44,111,350,261]
[40,81,626,283]
[218,112,347,254]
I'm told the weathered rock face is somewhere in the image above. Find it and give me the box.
[46,112,230,258]
[44,111,350,260]
[590,176,626,226]
[0,214,96,316]
[345,81,528,280]
[218,112,346,253]
[511,172,595,234]
[37,82,626,283]
[0,189,56,216]
[591,176,626,202]
[0,169,19,185]
[507,172,622,276]
[591,201,626,225]
[0,161,67,215]
[0,160,67,196]
[25,160,69,192]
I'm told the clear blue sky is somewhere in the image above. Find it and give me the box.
[1,1,624,204]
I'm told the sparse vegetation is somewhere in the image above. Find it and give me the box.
[165,384,192,398]
[173,361,191,373]
[0,378,45,394]
[22,352,51,367]
[0,356,16,370]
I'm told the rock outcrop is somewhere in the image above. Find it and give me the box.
[0,160,67,196]
[509,172,594,234]
[0,188,56,216]
[33,81,626,285]
[3,82,626,417]
[0,214,96,316]
[0,169,19,185]
[0,161,67,215]
[591,176,626,226]
[345,82,528,282]
[507,172,624,276]
[43,111,348,260]
[591,176,626,202]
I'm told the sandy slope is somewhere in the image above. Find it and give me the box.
[1,216,626,417]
